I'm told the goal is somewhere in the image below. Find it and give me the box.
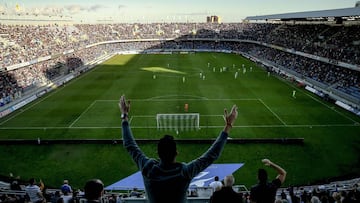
[156,113,200,131]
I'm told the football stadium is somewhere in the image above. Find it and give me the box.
[1,1,360,202]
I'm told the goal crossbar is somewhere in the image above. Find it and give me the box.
[156,113,200,131]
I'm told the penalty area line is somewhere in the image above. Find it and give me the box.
[69,100,97,128]
[259,99,287,126]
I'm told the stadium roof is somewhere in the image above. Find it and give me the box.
[245,7,360,21]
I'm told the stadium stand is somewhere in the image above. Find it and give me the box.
[0,177,359,203]
[1,22,359,112]
[0,6,360,202]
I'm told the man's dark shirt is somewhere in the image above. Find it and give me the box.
[250,178,281,203]
[122,120,229,203]
[210,187,243,203]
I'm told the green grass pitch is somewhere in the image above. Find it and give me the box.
[0,52,360,189]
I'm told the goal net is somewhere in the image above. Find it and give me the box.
[156,113,200,131]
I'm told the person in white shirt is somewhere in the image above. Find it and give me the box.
[25,178,44,203]
[209,176,223,192]
[61,191,73,203]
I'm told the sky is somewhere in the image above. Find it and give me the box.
[0,0,358,23]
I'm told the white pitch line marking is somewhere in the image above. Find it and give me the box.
[0,123,357,130]
[69,100,97,128]
[259,99,287,126]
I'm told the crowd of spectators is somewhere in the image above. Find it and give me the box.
[1,176,360,203]
[1,22,359,107]
[263,24,360,65]
[235,42,360,99]
[0,42,119,107]
[2,23,360,67]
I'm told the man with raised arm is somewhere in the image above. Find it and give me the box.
[119,95,238,203]
[250,159,287,203]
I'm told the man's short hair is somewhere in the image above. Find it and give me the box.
[224,175,235,187]
[29,178,36,185]
[258,168,268,183]
[84,179,104,200]
[158,135,177,163]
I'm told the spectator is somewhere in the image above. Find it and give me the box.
[51,191,62,203]
[289,186,300,203]
[119,95,238,203]
[129,188,143,198]
[250,159,287,203]
[354,184,360,201]
[108,194,118,203]
[311,195,321,203]
[84,179,104,203]
[332,191,341,203]
[280,189,287,201]
[60,191,73,203]
[209,176,223,192]
[209,174,243,203]
[69,190,80,203]
[10,176,22,191]
[25,178,45,203]
[61,180,73,194]
[0,194,18,203]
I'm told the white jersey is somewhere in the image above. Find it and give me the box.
[25,185,42,203]
[209,181,223,191]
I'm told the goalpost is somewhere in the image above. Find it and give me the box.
[156,113,200,131]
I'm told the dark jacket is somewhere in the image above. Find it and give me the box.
[210,187,243,203]
[122,120,229,203]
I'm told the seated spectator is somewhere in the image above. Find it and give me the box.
[209,176,223,192]
[288,186,300,203]
[10,176,22,191]
[311,195,321,203]
[280,189,287,201]
[84,179,104,203]
[61,180,73,194]
[129,188,143,198]
[209,174,242,203]
[108,194,118,203]
[60,191,73,203]
[332,191,341,203]
[51,191,62,203]
[0,194,18,203]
